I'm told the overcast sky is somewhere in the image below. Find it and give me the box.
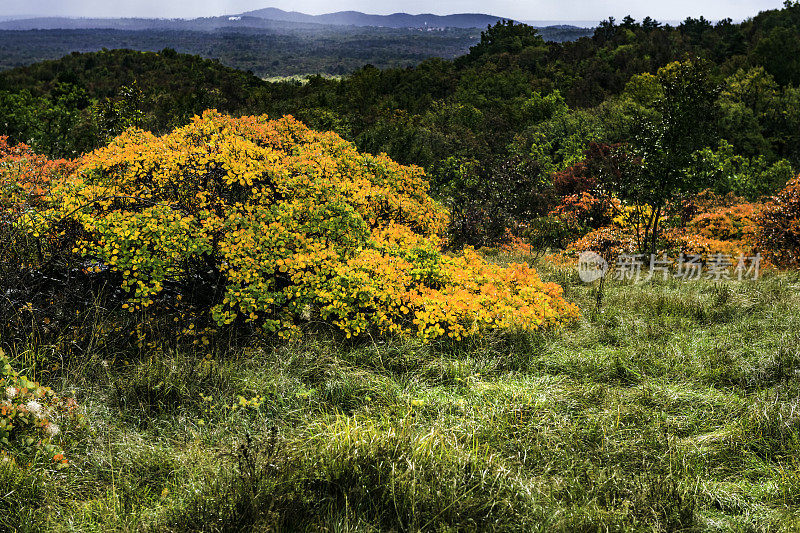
[0,0,786,23]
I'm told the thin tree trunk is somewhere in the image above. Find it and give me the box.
[642,204,657,254]
[650,204,662,256]
[634,203,645,252]
[593,275,606,318]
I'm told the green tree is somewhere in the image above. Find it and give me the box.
[754,26,800,86]
[461,20,546,65]
[609,59,720,253]
[717,67,779,160]
[90,82,146,145]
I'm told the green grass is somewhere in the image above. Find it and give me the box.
[4,255,800,531]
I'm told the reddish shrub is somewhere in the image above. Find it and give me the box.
[552,142,636,198]
[757,175,800,267]
[552,161,596,197]
[569,226,637,262]
[0,136,77,216]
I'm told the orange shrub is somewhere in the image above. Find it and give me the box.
[42,111,579,340]
[688,204,759,244]
[568,226,637,262]
[548,192,618,233]
[1,137,79,283]
[663,197,762,258]
[661,230,751,259]
[500,233,534,255]
[0,136,77,215]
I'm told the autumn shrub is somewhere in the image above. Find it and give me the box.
[554,145,641,260]
[551,161,596,198]
[40,111,578,340]
[0,136,78,268]
[655,191,762,258]
[549,191,618,236]
[568,226,637,263]
[525,142,635,252]
[560,187,764,262]
[688,204,759,245]
[677,189,744,222]
[525,192,619,254]
[660,230,750,259]
[757,174,800,267]
[0,136,77,210]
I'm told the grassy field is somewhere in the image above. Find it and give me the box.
[3,252,800,531]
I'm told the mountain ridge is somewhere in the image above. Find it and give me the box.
[0,10,596,31]
[239,8,511,28]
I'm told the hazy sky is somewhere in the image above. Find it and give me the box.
[0,0,786,23]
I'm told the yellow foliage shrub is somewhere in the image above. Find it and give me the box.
[43,111,578,339]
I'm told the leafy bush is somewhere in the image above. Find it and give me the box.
[656,190,762,258]
[528,142,635,251]
[757,174,800,266]
[551,161,596,198]
[40,111,578,340]
[436,155,554,248]
[0,136,77,264]
[555,142,634,198]
[548,192,618,239]
[519,215,576,253]
[661,230,750,260]
[687,203,759,246]
[693,140,795,199]
[569,226,637,262]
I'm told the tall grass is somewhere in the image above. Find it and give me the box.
[2,255,800,530]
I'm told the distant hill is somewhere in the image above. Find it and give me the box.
[0,16,326,31]
[240,8,509,28]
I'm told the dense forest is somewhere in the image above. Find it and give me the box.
[0,24,593,75]
[0,26,484,75]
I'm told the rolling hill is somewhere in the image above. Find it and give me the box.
[239,8,508,28]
